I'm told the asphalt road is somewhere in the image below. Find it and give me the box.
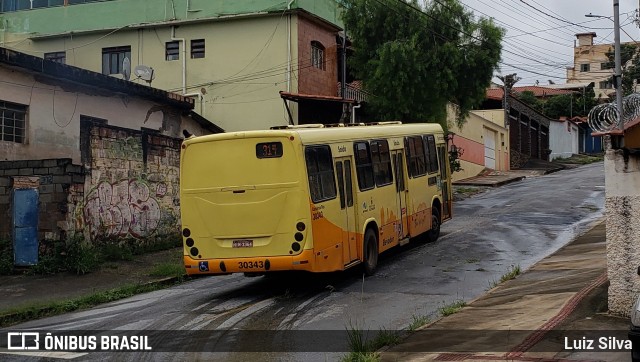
[0,163,605,361]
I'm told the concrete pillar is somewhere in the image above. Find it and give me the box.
[606,148,640,316]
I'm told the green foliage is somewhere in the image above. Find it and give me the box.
[149,261,185,279]
[342,0,504,126]
[439,300,466,316]
[0,238,13,275]
[342,322,400,361]
[408,314,430,331]
[0,282,175,327]
[605,44,640,96]
[515,87,598,119]
[554,154,604,164]
[449,145,463,173]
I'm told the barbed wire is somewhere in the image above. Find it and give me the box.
[588,92,640,132]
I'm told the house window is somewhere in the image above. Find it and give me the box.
[580,63,590,72]
[311,41,325,70]
[44,51,66,64]
[601,62,613,70]
[599,80,613,89]
[191,39,205,59]
[102,46,131,75]
[165,41,179,61]
[0,101,27,143]
[305,145,336,203]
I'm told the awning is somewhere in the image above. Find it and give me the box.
[279,91,356,104]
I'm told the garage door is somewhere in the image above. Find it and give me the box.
[484,128,496,169]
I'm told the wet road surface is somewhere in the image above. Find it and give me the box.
[0,163,605,361]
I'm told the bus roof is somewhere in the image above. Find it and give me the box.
[183,123,445,146]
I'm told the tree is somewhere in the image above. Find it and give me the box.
[605,44,640,96]
[342,0,504,127]
[514,86,598,119]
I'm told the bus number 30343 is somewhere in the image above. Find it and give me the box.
[238,261,264,269]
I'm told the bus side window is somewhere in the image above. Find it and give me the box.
[371,140,393,187]
[405,136,427,177]
[424,135,438,173]
[305,146,337,203]
[354,141,375,190]
[344,160,354,207]
[336,161,346,209]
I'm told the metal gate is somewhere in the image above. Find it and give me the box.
[13,188,39,266]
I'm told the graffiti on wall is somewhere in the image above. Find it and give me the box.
[83,179,161,240]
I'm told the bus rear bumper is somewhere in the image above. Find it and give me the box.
[183,250,317,275]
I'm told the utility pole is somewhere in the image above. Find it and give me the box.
[498,73,521,130]
[614,0,624,133]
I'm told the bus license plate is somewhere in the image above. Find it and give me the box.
[233,239,253,248]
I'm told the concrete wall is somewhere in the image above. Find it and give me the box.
[0,122,184,245]
[78,122,181,242]
[0,159,84,242]
[448,110,510,182]
[605,148,640,316]
[549,120,579,160]
[0,64,207,164]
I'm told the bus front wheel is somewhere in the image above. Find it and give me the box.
[427,206,441,242]
[363,228,379,276]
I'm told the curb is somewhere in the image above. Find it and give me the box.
[453,176,525,187]
[0,274,188,327]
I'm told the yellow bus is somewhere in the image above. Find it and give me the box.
[179,122,452,276]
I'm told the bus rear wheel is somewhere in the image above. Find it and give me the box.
[363,228,379,276]
[427,206,441,242]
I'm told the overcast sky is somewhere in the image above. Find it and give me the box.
[457,0,640,86]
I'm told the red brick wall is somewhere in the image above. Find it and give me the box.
[297,16,339,96]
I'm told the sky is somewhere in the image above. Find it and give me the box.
[456,0,640,86]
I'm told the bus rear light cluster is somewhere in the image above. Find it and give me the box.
[296,222,306,231]
[190,247,199,256]
[186,238,194,247]
[183,228,191,237]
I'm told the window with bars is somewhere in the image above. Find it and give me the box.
[166,41,179,61]
[0,101,27,144]
[101,46,131,75]
[44,51,66,64]
[311,41,325,70]
[191,39,205,59]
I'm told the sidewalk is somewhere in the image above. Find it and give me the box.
[0,247,182,318]
[381,220,630,362]
[454,162,565,187]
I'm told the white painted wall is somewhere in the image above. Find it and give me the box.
[549,120,579,160]
[0,65,209,163]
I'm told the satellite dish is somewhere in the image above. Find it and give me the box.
[122,57,131,81]
[134,65,155,83]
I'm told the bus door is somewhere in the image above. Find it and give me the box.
[335,157,358,264]
[437,145,452,220]
[391,151,409,241]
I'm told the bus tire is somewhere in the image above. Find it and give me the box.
[363,228,379,276]
[427,206,441,242]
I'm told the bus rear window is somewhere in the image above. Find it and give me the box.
[256,142,283,158]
